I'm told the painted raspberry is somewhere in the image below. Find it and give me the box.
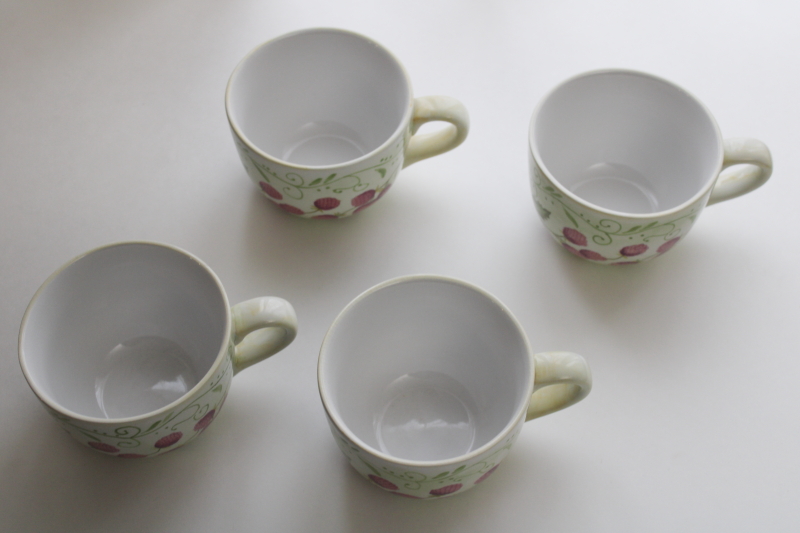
[620,244,648,257]
[579,249,607,261]
[563,228,587,246]
[278,204,304,216]
[474,465,499,484]
[194,410,216,432]
[88,441,119,453]
[377,184,392,199]
[351,190,376,207]
[657,237,680,254]
[259,181,283,200]
[429,483,463,496]
[154,432,183,448]
[368,475,398,491]
[562,244,583,257]
[314,197,340,210]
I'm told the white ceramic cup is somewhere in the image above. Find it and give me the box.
[318,275,592,499]
[226,28,469,219]
[529,69,773,264]
[19,242,298,457]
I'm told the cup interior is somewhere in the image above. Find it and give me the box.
[531,70,722,214]
[227,28,410,166]
[319,277,531,463]
[19,243,228,420]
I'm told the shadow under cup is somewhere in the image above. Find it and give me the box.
[20,243,228,421]
[318,277,531,464]
[532,70,722,214]
[227,29,409,166]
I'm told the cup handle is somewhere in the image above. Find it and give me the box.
[706,138,772,206]
[230,297,298,374]
[403,95,470,168]
[526,352,592,421]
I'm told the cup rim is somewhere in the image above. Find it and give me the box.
[225,27,415,170]
[317,274,535,468]
[17,241,233,425]
[528,68,725,219]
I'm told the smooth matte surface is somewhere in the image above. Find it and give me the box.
[1,1,798,531]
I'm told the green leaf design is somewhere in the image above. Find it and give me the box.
[212,385,223,393]
[565,210,579,228]
[432,471,450,480]
[376,168,386,178]
[309,178,323,187]
[324,173,338,183]
[146,420,162,432]
[364,462,382,477]
[452,465,466,475]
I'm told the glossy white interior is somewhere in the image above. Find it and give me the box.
[532,70,722,213]
[227,28,410,166]
[19,243,228,420]
[319,277,531,463]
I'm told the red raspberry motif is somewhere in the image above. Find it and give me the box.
[351,190,376,207]
[474,465,499,484]
[259,182,283,200]
[620,244,648,257]
[88,441,119,453]
[368,475,398,491]
[429,484,463,496]
[563,228,587,246]
[154,432,183,448]
[562,244,583,257]
[117,453,147,459]
[278,204,304,215]
[194,410,216,432]
[314,197,340,210]
[579,249,607,261]
[377,184,392,199]
[657,237,680,254]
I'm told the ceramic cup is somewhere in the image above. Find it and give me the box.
[529,69,773,264]
[318,275,592,499]
[18,242,298,457]
[226,28,469,219]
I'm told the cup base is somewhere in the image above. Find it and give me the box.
[95,335,199,419]
[373,371,477,462]
[570,162,659,214]
[282,120,367,166]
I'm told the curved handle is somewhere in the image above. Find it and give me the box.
[403,95,470,168]
[231,297,298,375]
[707,138,772,206]
[526,352,592,421]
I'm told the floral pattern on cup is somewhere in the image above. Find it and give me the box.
[532,164,699,264]
[51,353,233,458]
[327,419,519,499]
[235,139,401,219]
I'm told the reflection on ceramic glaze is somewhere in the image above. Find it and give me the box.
[374,371,477,462]
[95,336,199,419]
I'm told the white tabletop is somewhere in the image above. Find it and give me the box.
[2,1,798,531]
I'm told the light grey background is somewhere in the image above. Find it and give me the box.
[1,1,797,531]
